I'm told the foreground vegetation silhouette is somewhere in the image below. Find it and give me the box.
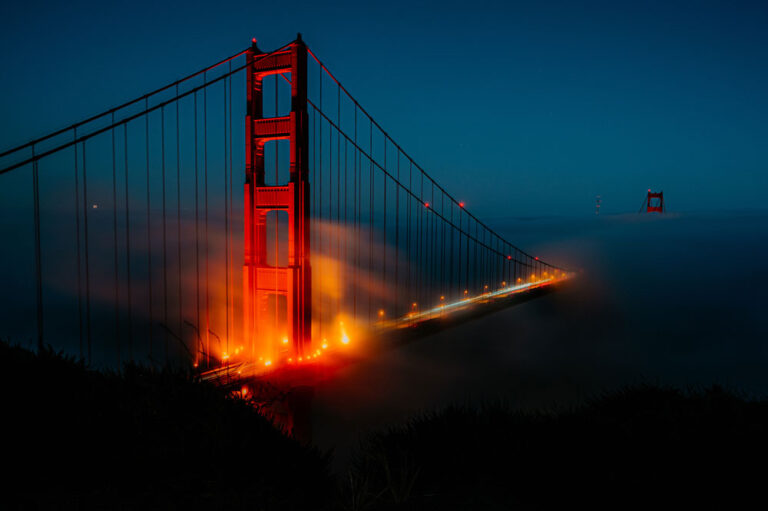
[3,340,767,509]
[1,342,332,509]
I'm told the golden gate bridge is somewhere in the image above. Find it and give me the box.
[0,35,571,384]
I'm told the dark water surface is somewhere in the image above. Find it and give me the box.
[311,211,768,458]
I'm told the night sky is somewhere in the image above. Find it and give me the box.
[1,0,766,217]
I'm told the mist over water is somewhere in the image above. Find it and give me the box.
[312,210,768,458]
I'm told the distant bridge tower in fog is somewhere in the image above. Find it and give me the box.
[640,190,665,213]
[595,195,601,215]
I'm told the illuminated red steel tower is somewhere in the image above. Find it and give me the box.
[646,190,664,213]
[243,36,311,358]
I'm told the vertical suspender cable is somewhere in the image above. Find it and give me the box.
[368,119,373,322]
[473,221,477,292]
[124,123,134,361]
[223,78,230,363]
[318,65,323,241]
[161,105,169,363]
[228,63,234,349]
[328,91,332,230]
[417,172,422,309]
[482,230,486,291]
[204,72,210,366]
[228,64,234,350]
[176,84,183,344]
[431,183,436,299]
[74,131,84,359]
[312,96,317,221]
[457,206,462,295]
[449,201,454,299]
[465,209,469,292]
[441,192,445,300]
[82,141,92,365]
[430,182,435,299]
[337,86,341,320]
[194,90,200,363]
[145,99,154,361]
[111,113,121,366]
[406,161,411,309]
[352,104,357,321]
[423,180,429,300]
[382,137,387,317]
[325,87,332,337]
[394,153,399,318]
[317,70,322,338]
[32,146,43,352]
[343,129,348,317]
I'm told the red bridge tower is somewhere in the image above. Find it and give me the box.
[243,36,311,359]
[646,189,665,213]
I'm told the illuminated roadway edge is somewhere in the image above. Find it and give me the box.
[198,273,574,386]
[389,275,568,326]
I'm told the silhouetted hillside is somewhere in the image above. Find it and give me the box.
[4,340,768,510]
[0,342,332,509]
[344,385,768,509]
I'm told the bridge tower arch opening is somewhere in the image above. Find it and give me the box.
[243,35,311,360]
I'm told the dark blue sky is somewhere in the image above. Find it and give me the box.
[1,0,766,217]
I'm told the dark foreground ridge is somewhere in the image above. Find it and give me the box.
[350,386,768,510]
[3,340,767,509]
[0,341,332,509]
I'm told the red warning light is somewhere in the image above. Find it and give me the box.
[459,202,465,208]
[507,255,512,260]
[424,202,430,208]
[535,256,539,260]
